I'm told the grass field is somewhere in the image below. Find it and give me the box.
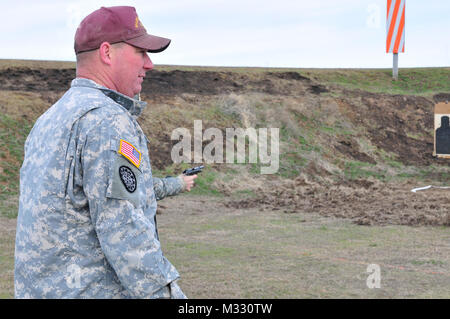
[160,195,450,298]
[1,194,449,299]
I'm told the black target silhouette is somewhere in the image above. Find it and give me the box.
[436,116,450,154]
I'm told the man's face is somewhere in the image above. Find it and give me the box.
[111,43,153,98]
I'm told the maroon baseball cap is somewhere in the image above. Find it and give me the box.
[74,6,171,54]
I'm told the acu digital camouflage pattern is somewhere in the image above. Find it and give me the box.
[15,78,186,298]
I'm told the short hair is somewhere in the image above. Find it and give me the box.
[75,42,126,69]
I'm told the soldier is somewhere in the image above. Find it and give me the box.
[15,6,196,298]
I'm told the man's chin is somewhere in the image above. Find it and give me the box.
[133,88,142,99]
[133,85,142,97]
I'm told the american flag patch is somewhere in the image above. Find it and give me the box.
[118,139,141,168]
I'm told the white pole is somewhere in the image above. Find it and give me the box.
[393,53,398,80]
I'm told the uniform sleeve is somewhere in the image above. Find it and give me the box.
[153,176,185,201]
[81,115,180,298]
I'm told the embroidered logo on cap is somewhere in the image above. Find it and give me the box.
[118,139,141,168]
[135,16,142,29]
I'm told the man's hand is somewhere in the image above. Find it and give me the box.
[179,174,198,192]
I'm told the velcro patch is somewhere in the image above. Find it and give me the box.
[119,166,137,193]
[118,139,141,168]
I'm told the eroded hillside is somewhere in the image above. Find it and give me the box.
[0,63,449,225]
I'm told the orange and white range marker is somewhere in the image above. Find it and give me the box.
[386,0,405,80]
[386,0,405,53]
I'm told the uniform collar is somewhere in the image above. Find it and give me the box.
[71,78,147,117]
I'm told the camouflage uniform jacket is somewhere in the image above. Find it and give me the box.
[15,78,186,298]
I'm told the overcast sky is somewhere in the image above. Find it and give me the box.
[1,0,449,68]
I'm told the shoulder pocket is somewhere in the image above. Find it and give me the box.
[106,138,142,208]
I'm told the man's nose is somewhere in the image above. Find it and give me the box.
[144,53,153,71]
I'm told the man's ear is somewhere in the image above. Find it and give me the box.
[99,42,113,66]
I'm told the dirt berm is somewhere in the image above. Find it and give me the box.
[0,65,449,226]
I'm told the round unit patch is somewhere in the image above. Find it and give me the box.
[119,166,137,193]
